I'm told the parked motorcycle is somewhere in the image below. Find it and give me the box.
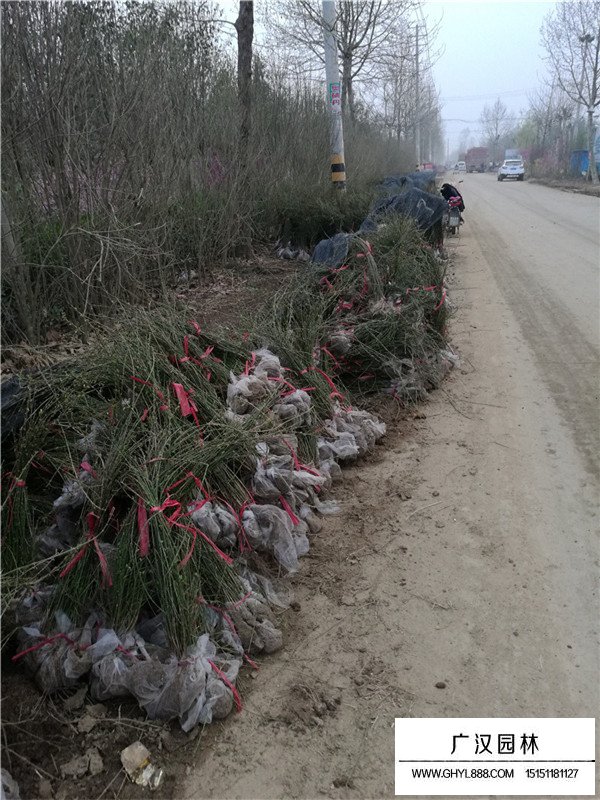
[440,182,464,236]
[445,195,462,235]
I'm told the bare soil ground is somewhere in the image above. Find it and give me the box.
[527,176,600,197]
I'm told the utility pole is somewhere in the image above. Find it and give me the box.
[579,32,598,183]
[415,24,421,167]
[322,0,346,189]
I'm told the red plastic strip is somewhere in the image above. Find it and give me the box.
[11,633,78,663]
[207,659,242,712]
[171,383,200,428]
[279,495,300,526]
[302,366,345,402]
[130,376,166,403]
[320,346,340,368]
[186,471,211,500]
[218,497,252,553]
[171,518,234,567]
[80,461,98,479]
[243,653,260,670]
[59,544,88,579]
[243,351,256,376]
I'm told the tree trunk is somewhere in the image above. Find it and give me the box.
[586,107,598,183]
[234,2,254,257]
[234,1,253,152]
[341,54,355,121]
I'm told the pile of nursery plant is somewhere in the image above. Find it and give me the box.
[1,216,457,730]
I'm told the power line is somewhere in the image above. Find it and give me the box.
[440,88,536,102]
[442,116,527,124]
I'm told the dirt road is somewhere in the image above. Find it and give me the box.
[179,177,599,800]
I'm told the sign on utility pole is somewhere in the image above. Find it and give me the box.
[322,0,346,189]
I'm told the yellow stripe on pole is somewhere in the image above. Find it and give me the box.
[331,153,346,183]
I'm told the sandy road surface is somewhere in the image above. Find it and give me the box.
[179,179,599,800]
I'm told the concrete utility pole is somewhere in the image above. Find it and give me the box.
[322,0,346,189]
[415,24,421,167]
[579,32,598,183]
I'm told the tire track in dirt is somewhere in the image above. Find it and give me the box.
[470,214,599,477]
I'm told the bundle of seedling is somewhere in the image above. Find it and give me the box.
[306,218,454,401]
[1,215,455,730]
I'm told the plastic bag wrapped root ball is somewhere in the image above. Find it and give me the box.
[317,456,343,487]
[16,612,121,693]
[251,453,294,501]
[318,429,359,462]
[252,348,283,380]
[327,330,354,356]
[16,627,81,692]
[126,634,241,730]
[242,503,309,573]
[272,389,312,429]
[228,593,283,654]
[188,500,238,549]
[338,408,386,448]
[226,372,273,415]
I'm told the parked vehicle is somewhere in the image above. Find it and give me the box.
[497,158,525,181]
[440,182,465,236]
[466,147,489,173]
[445,196,462,235]
[453,161,467,173]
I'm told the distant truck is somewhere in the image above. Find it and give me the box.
[465,147,489,173]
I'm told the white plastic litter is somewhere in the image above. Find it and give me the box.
[1,769,20,800]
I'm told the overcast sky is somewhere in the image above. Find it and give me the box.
[424,0,557,155]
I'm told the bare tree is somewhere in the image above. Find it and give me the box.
[480,98,512,163]
[541,1,600,182]
[263,0,416,120]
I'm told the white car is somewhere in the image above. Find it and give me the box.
[454,161,466,172]
[498,159,525,181]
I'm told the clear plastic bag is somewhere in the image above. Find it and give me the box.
[318,432,359,462]
[189,500,221,541]
[242,504,299,573]
[127,634,241,731]
[272,390,312,429]
[228,594,283,654]
[226,372,272,414]
[253,349,283,380]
